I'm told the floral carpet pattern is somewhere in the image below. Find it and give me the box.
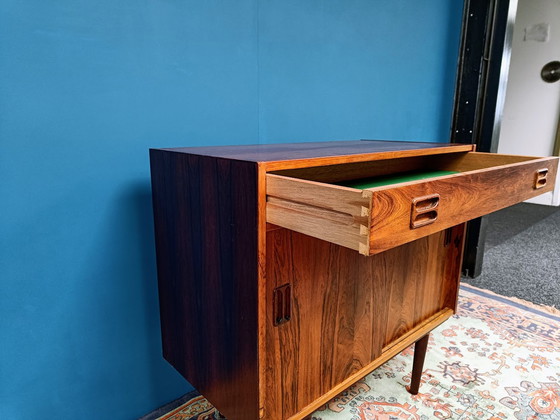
[158,285,560,420]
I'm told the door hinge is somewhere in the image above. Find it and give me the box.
[273,284,291,326]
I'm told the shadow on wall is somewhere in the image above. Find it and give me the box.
[134,182,165,389]
[130,181,190,399]
[85,180,191,418]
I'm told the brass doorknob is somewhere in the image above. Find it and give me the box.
[541,61,560,83]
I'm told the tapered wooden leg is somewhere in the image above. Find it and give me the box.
[406,333,430,395]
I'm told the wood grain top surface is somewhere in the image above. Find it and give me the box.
[156,140,473,165]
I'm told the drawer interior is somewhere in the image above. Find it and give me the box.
[270,151,539,190]
[338,169,460,189]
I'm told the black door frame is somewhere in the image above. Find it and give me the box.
[451,0,518,277]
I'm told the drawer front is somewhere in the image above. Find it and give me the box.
[267,154,559,255]
[369,157,558,253]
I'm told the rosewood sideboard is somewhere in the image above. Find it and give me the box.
[149,140,558,420]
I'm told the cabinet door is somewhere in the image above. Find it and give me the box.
[264,225,464,420]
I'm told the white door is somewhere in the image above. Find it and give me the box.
[498,0,560,206]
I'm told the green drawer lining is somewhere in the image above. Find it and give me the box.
[339,170,459,190]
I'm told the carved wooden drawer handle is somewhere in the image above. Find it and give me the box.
[410,194,440,229]
[534,168,548,189]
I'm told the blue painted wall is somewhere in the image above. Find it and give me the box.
[259,0,463,143]
[0,1,462,418]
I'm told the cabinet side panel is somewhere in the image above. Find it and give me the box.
[149,150,259,420]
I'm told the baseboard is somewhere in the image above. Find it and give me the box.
[524,192,553,206]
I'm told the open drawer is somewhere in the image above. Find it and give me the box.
[266,152,559,255]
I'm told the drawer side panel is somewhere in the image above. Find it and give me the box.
[266,174,372,254]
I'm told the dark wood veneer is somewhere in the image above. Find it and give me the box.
[164,140,472,164]
[150,150,259,420]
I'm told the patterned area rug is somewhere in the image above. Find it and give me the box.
[158,285,560,420]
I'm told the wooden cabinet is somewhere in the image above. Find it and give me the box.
[149,140,558,420]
